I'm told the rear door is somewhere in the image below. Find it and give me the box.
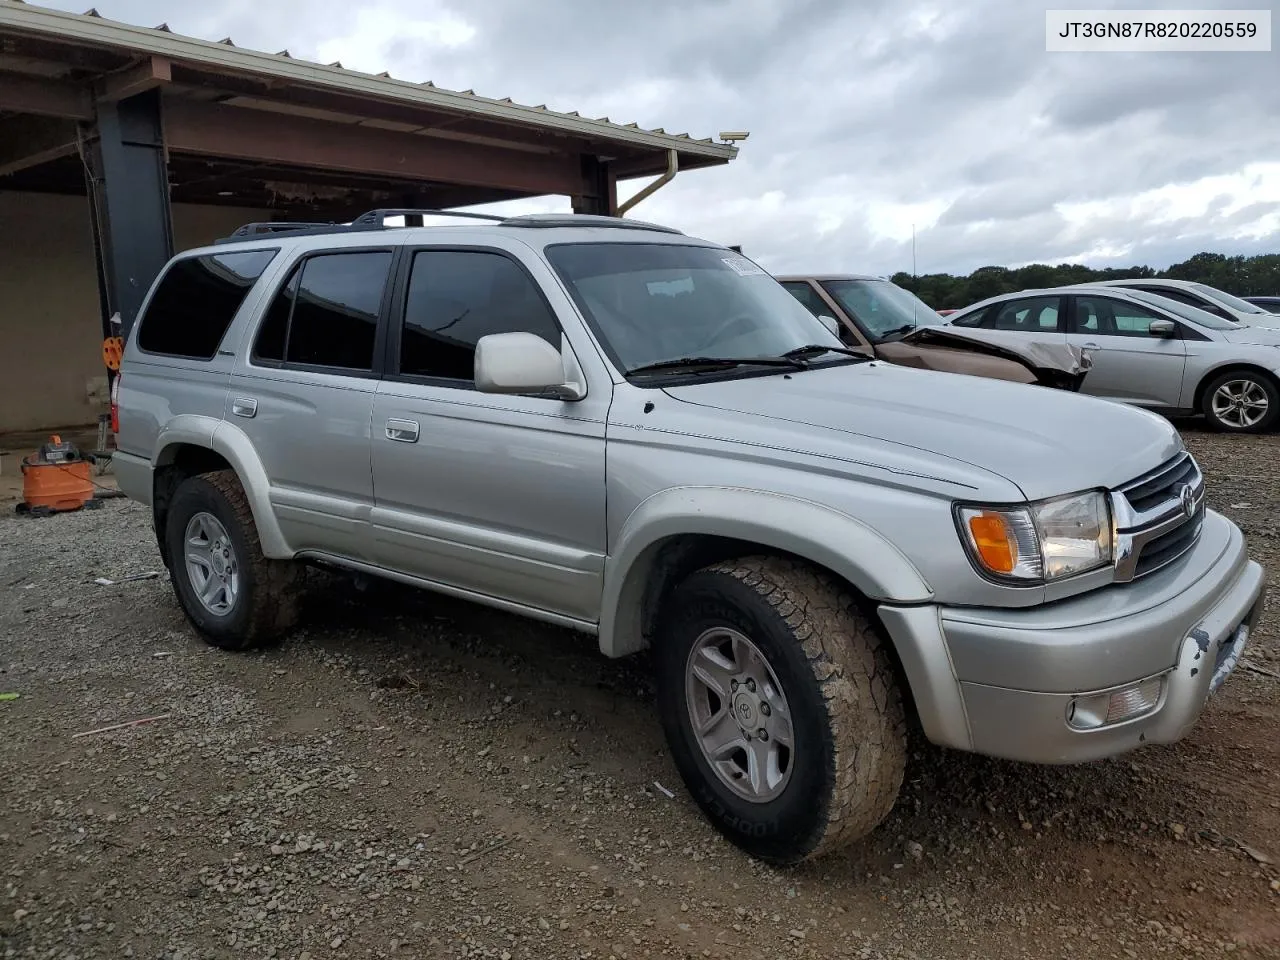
[226,245,396,559]
[1063,294,1187,408]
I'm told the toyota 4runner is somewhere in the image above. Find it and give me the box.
[113,209,1266,865]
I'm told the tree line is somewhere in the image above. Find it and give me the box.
[890,252,1280,310]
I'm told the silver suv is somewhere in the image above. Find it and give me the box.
[114,209,1266,865]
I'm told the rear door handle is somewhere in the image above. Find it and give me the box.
[231,397,257,418]
[385,418,420,443]
[1082,342,1100,350]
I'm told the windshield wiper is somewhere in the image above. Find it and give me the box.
[875,324,918,340]
[626,356,805,377]
[780,344,873,362]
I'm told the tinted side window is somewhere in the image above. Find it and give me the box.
[137,250,277,359]
[252,267,298,364]
[985,297,1061,331]
[780,281,830,318]
[1139,286,1229,318]
[289,252,391,370]
[1074,297,1170,337]
[251,251,391,371]
[949,306,990,328]
[400,251,561,382]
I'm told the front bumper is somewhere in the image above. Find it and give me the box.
[879,509,1266,764]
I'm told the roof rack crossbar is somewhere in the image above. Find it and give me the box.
[350,207,507,227]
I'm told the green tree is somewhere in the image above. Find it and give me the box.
[897,252,1279,309]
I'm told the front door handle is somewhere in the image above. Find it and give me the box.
[385,418,420,443]
[231,397,257,418]
[1082,342,1100,350]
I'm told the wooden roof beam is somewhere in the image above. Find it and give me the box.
[0,71,93,120]
[97,55,170,102]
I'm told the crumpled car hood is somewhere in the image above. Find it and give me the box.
[902,326,1092,377]
[661,362,1182,501]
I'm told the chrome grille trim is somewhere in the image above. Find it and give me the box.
[1112,452,1206,582]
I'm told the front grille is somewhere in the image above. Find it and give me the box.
[1119,452,1201,516]
[1133,502,1204,577]
[1113,452,1205,581]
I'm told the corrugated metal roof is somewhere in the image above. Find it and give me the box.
[0,0,739,162]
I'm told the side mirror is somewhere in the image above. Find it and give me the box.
[817,314,840,337]
[474,332,585,400]
[1148,319,1177,338]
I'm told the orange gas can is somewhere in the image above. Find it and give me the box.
[18,435,98,516]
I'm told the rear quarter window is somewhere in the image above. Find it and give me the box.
[136,249,278,360]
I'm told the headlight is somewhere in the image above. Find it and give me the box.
[956,490,1113,583]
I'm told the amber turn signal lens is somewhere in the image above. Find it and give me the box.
[967,512,1016,574]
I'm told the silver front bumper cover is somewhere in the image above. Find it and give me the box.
[880,509,1265,765]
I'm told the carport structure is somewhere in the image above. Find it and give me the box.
[0,1,739,432]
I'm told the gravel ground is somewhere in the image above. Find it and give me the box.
[2,421,1279,960]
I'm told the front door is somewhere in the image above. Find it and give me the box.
[1064,295,1187,408]
[368,244,609,624]
[226,247,395,559]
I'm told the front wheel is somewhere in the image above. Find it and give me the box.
[654,556,907,865]
[1201,370,1280,433]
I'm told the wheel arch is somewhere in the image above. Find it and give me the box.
[1192,362,1280,414]
[151,416,291,563]
[599,486,934,660]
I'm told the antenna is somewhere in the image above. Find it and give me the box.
[912,224,917,278]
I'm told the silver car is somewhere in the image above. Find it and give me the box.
[1089,278,1280,330]
[113,211,1265,864]
[944,284,1280,433]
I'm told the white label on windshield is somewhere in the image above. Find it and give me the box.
[721,256,766,277]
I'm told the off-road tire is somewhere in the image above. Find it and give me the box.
[165,470,301,650]
[654,556,907,865]
[1200,369,1280,434]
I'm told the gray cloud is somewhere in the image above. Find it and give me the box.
[30,0,1280,278]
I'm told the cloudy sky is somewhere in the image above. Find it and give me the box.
[32,0,1280,276]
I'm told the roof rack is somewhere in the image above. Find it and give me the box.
[216,208,682,244]
[350,207,507,227]
[223,220,341,239]
[499,213,684,234]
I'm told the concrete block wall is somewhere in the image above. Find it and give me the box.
[0,191,265,433]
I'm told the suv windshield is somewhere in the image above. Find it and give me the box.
[819,278,938,340]
[1190,282,1270,315]
[1124,289,1243,329]
[545,243,848,376]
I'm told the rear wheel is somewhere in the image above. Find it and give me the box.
[654,556,907,865]
[1200,370,1279,433]
[165,470,301,650]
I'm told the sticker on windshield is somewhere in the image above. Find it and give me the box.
[721,256,767,277]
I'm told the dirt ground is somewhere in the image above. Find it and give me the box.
[2,421,1279,960]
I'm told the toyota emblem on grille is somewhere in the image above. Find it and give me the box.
[1178,483,1196,519]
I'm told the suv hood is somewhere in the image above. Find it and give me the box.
[662,362,1181,502]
